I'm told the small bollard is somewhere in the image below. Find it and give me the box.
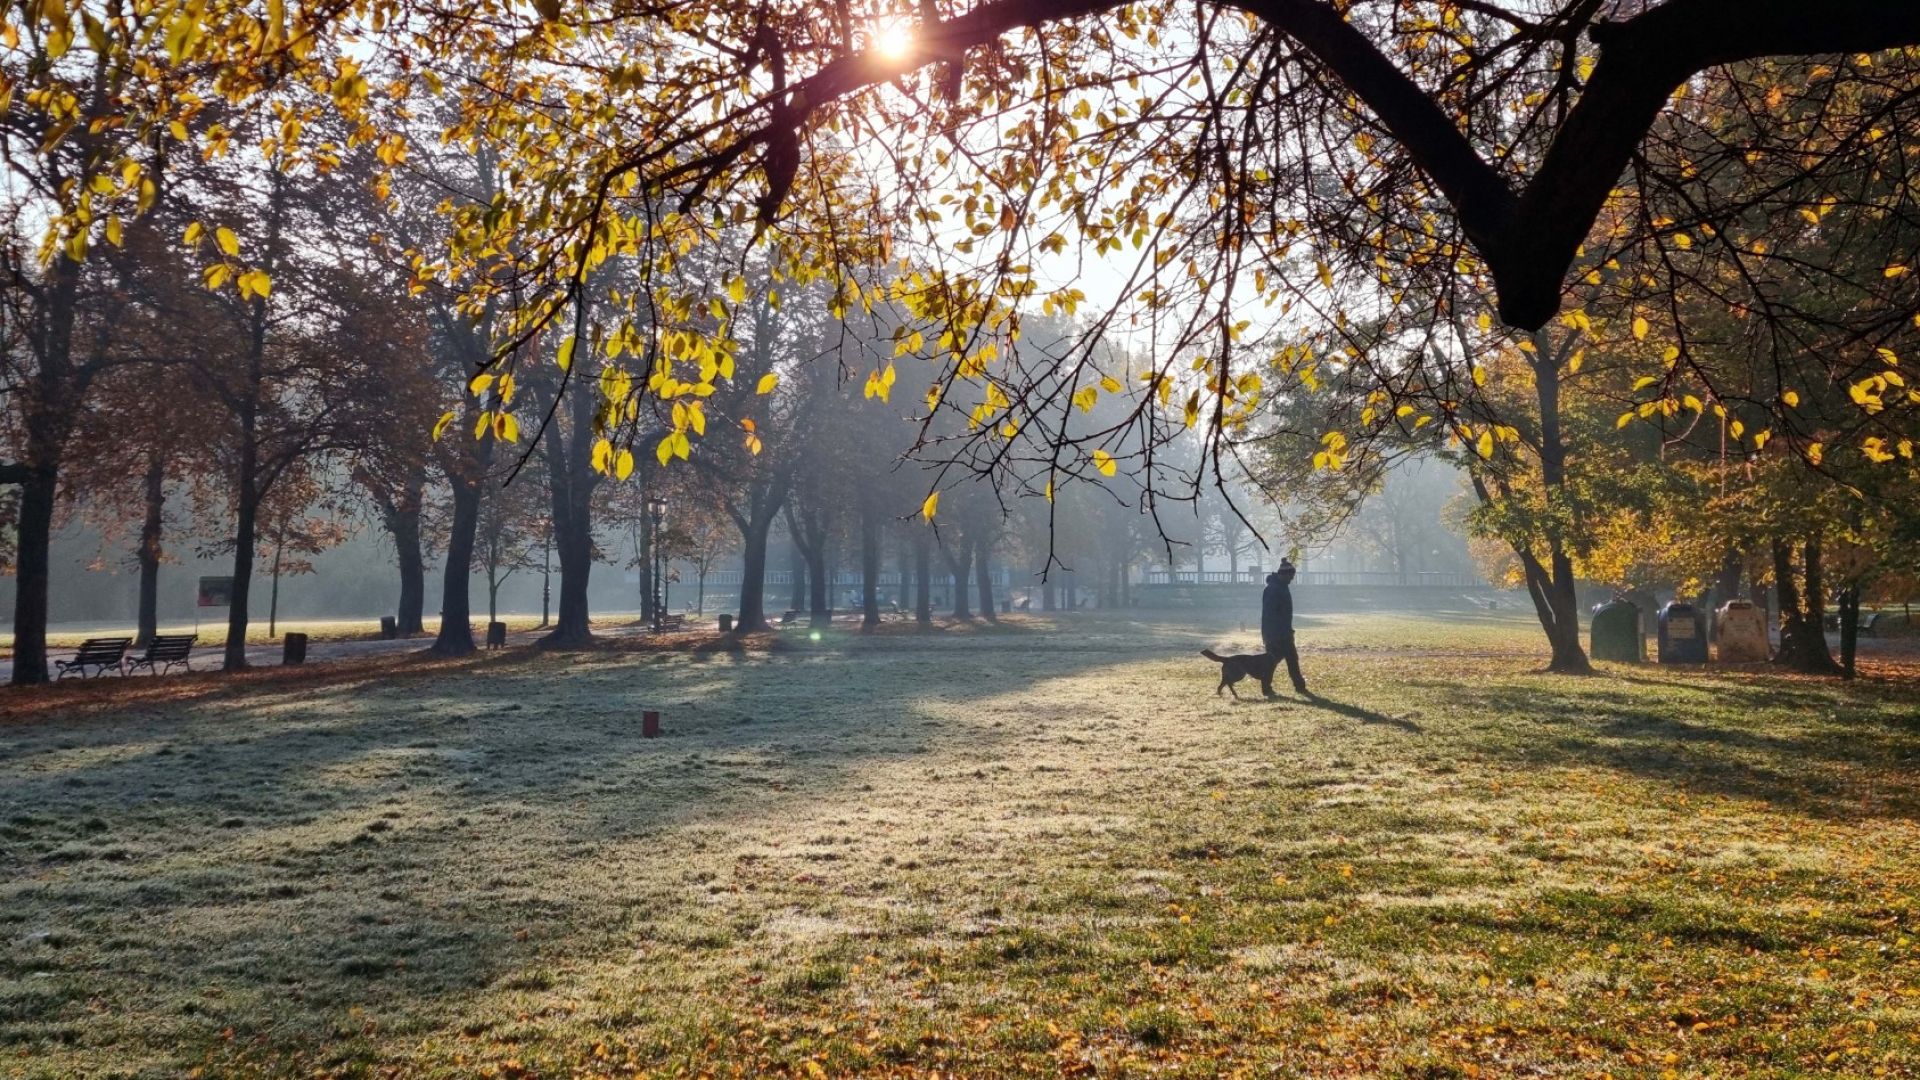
[486,621,508,649]
[379,615,397,640]
[283,632,309,666]
[642,710,661,738]
[718,613,734,633]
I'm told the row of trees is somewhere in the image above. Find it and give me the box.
[4,1,1916,682]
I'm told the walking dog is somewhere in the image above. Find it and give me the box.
[1200,649,1280,699]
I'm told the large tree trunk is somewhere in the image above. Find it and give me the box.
[974,539,996,621]
[735,510,778,632]
[1773,535,1839,673]
[537,371,599,648]
[8,257,85,686]
[388,472,427,636]
[135,452,165,647]
[944,536,973,619]
[1528,351,1592,674]
[430,471,481,656]
[545,510,593,645]
[860,509,881,628]
[914,529,932,628]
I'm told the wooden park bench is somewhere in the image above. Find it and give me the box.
[54,637,131,679]
[780,609,801,625]
[658,613,688,631]
[1825,609,1883,636]
[126,634,198,676]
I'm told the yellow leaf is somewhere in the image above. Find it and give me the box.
[494,413,520,442]
[921,491,939,521]
[727,277,747,304]
[614,449,634,480]
[469,373,495,397]
[556,335,575,372]
[591,438,613,473]
[1782,390,1800,408]
[1475,430,1494,459]
[756,372,778,394]
[432,411,456,441]
[1616,412,1633,429]
[1632,316,1649,341]
[183,222,203,246]
[1092,449,1117,477]
[215,226,240,257]
[1885,264,1910,279]
[1807,442,1823,465]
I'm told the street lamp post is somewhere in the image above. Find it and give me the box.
[647,496,668,631]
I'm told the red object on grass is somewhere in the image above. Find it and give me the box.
[642,710,661,738]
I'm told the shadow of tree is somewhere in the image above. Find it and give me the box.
[1403,672,1920,822]
[0,617,1211,1069]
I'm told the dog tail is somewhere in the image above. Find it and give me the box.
[1200,649,1224,663]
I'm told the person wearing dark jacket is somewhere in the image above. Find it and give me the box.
[1261,559,1309,694]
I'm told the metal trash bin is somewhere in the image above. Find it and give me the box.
[379,615,397,640]
[1657,601,1708,664]
[486,621,508,649]
[718,613,734,633]
[1589,598,1643,662]
[1713,600,1769,662]
[283,632,309,666]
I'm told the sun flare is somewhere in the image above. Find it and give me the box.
[872,19,914,61]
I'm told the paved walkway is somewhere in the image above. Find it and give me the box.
[0,617,692,682]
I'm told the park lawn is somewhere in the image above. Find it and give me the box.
[1,610,1915,1079]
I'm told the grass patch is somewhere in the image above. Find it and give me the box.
[0,609,1915,1077]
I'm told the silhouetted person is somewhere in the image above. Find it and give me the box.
[1261,559,1309,695]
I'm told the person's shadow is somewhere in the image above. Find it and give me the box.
[1286,690,1423,732]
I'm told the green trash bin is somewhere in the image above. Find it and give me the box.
[1590,598,1643,662]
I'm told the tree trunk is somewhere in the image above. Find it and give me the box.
[543,508,593,645]
[430,472,481,656]
[945,536,972,619]
[1773,535,1839,673]
[974,540,996,621]
[638,511,655,623]
[10,467,59,684]
[1526,350,1592,674]
[736,513,775,632]
[223,487,258,671]
[538,378,598,648]
[135,452,166,647]
[807,542,830,627]
[860,509,881,628]
[1838,584,1860,680]
[914,529,932,628]
[389,476,426,636]
[788,541,806,613]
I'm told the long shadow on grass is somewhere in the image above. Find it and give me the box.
[1417,673,1920,821]
[1299,693,1424,733]
[0,617,1210,1071]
